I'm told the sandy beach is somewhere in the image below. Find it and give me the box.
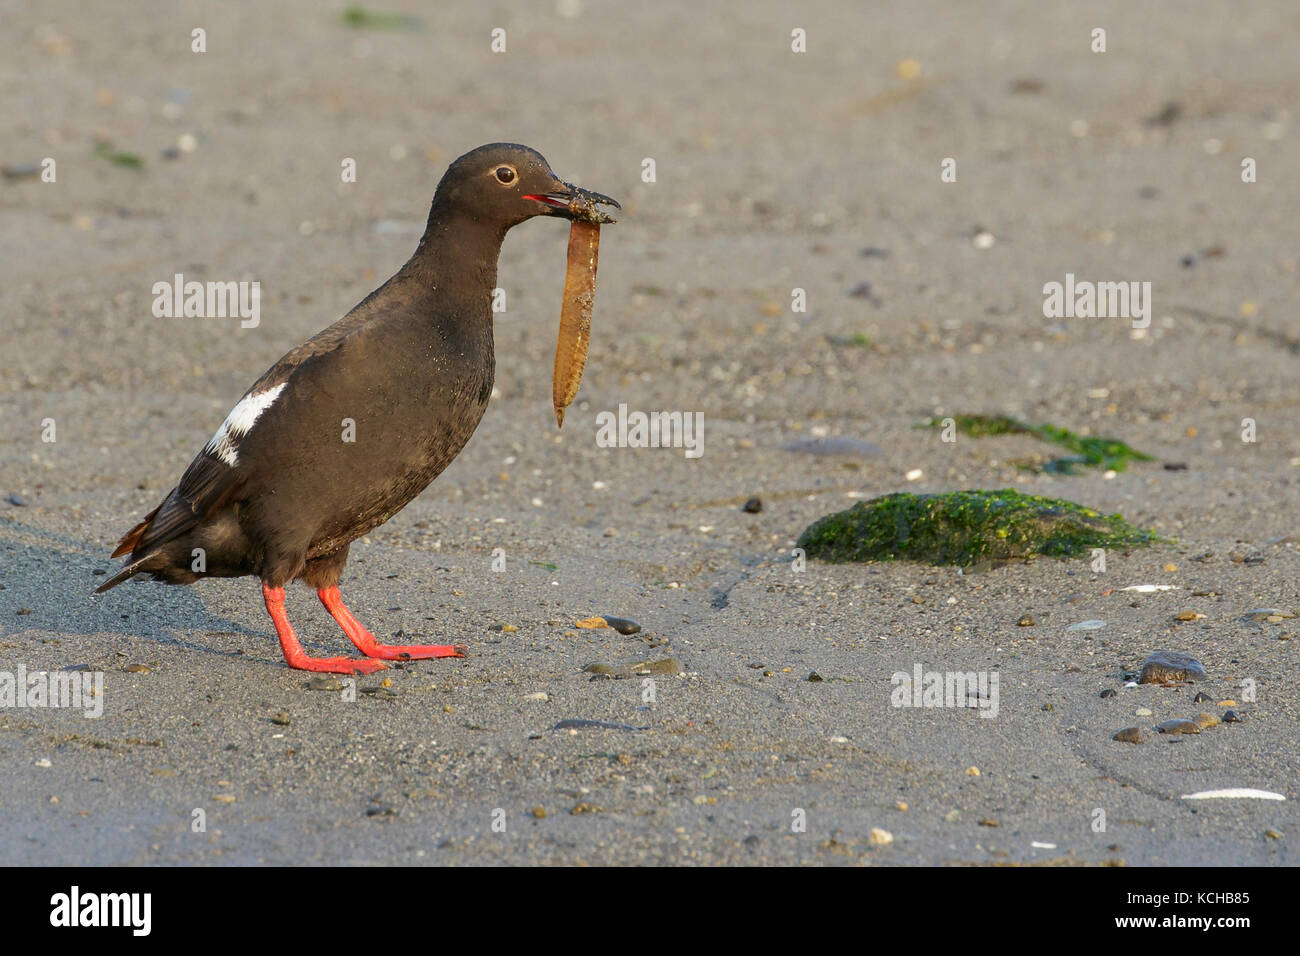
[1,0,1297,865]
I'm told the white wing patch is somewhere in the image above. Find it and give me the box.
[204,383,287,467]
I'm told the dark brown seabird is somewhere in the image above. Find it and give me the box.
[96,143,619,674]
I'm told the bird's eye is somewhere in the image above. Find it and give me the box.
[495,166,516,185]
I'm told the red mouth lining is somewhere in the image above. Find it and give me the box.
[523,194,569,208]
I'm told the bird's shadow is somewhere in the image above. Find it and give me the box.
[0,519,261,663]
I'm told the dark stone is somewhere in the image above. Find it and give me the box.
[602,616,641,635]
[552,718,648,732]
[1139,650,1207,684]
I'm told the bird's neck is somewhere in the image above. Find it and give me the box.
[404,206,509,303]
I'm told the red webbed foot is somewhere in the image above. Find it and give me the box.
[318,586,467,660]
[262,583,388,674]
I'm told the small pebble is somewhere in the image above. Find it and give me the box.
[1017,614,1036,627]
[584,658,680,679]
[271,712,290,726]
[552,718,647,732]
[1156,718,1201,735]
[742,497,762,514]
[1066,619,1106,631]
[965,766,980,777]
[1139,650,1207,683]
[1194,712,1220,729]
[307,676,343,691]
[869,827,894,845]
[1242,608,1296,623]
[602,616,641,635]
[1099,688,1118,698]
[944,810,961,823]
[807,671,824,682]
[532,806,546,819]
[1113,727,1143,743]
[8,493,28,507]
[1173,610,1205,621]
[1222,709,1241,723]
[122,664,151,674]
[1135,707,1153,717]
[1193,692,1214,703]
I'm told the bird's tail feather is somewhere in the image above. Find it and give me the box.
[96,506,163,592]
[110,513,154,558]
[94,555,153,593]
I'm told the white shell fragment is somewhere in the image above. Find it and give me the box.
[1065,620,1106,631]
[1180,789,1286,801]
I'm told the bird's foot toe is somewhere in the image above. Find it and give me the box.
[361,643,467,661]
[286,655,388,675]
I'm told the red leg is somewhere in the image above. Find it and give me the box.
[318,586,466,660]
[262,583,387,674]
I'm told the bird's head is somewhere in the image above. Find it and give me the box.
[433,143,620,228]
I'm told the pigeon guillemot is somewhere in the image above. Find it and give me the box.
[96,143,619,674]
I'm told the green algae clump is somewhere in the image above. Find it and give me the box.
[797,489,1159,566]
[922,415,1154,473]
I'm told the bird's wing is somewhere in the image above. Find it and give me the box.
[106,277,400,567]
